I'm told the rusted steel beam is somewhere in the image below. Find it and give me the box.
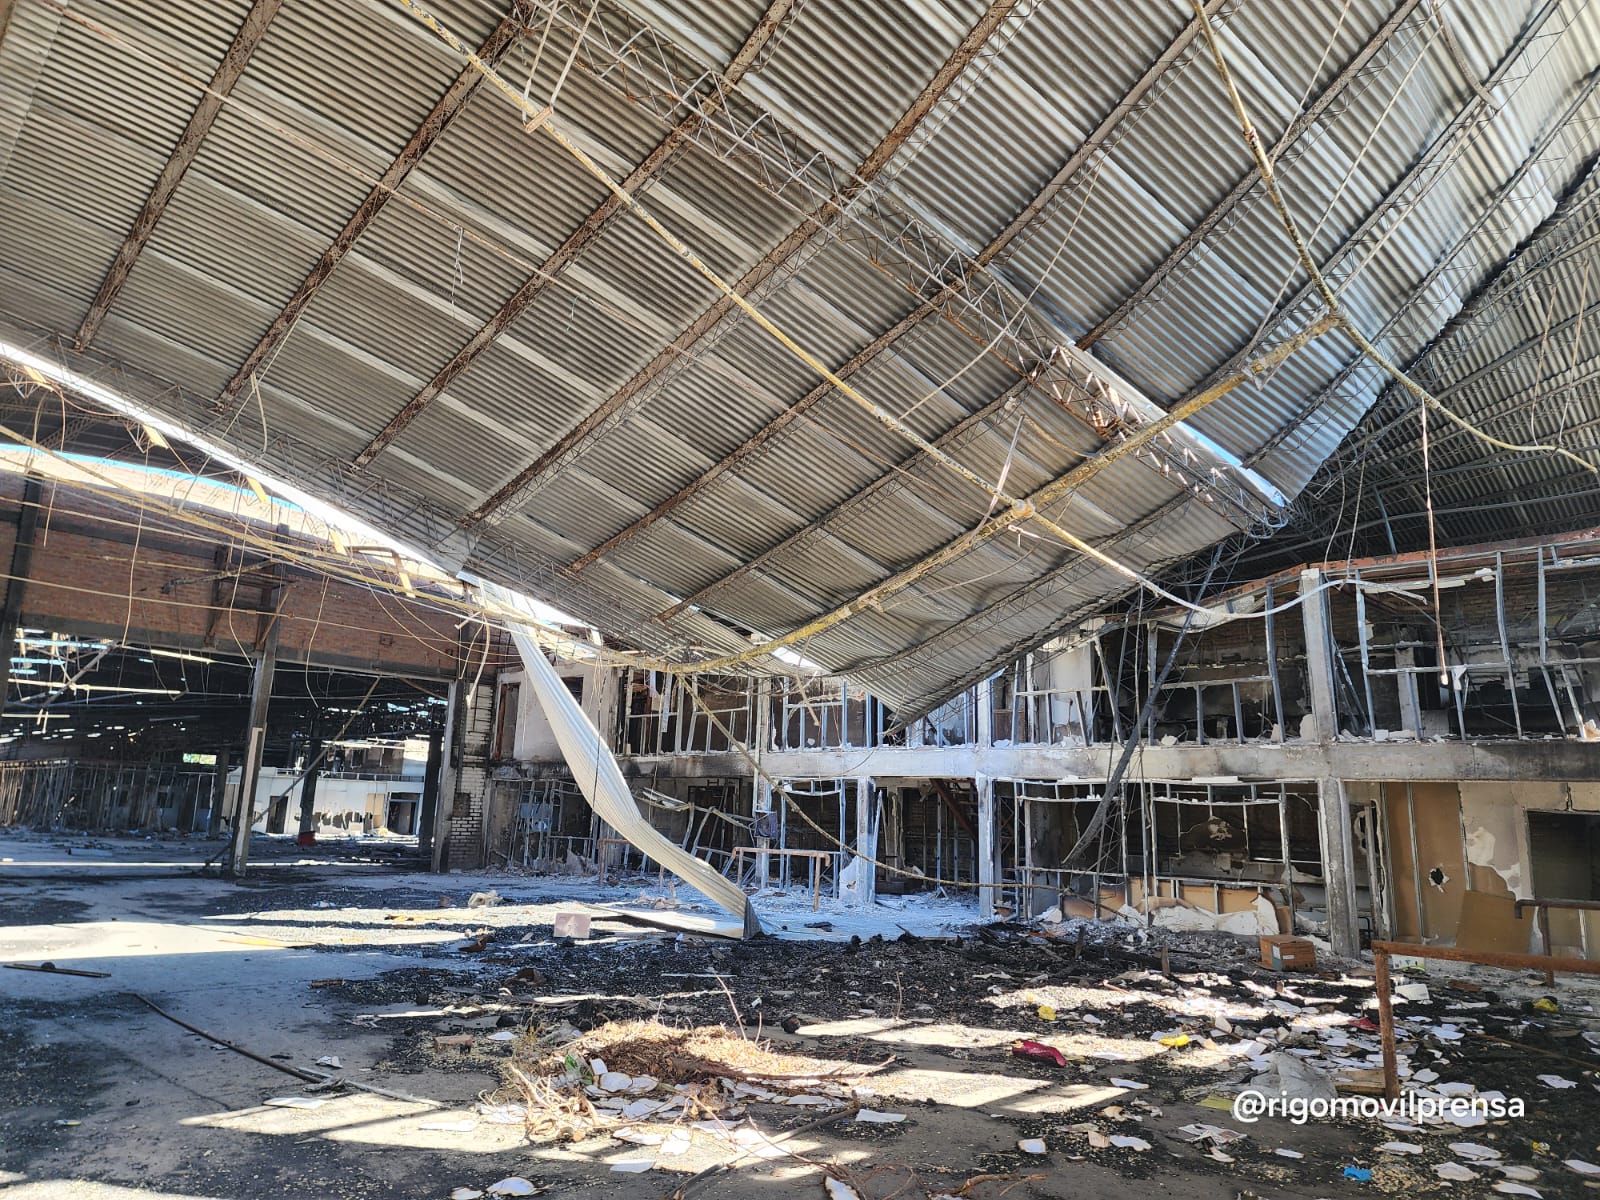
[563,0,1226,573]
[74,0,285,350]
[0,0,19,55]
[1078,0,1424,350]
[212,3,531,416]
[352,0,801,469]
[461,0,1021,529]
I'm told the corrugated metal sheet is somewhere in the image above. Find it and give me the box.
[1,0,1597,716]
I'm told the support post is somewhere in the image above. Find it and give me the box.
[854,775,877,906]
[206,748,230,835]
[0,475,42,721]
[228,633,277,876]
[1300,568,1338,741]
[417,724,443,859]
[975,677,994,746]
[296,725,322,845]
[429,679,461,873]
[976,773,997,919]
[1318,778,1361,957]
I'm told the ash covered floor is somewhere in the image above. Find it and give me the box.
[3,830,1599,1199]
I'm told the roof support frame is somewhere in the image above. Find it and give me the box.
[456,0,1274,534]
[564,0,1234,575]
[75,0,285,350]
[351,0,803,468]
[211,2,533,417]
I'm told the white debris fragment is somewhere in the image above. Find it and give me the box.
[315,1056,342,1068]
[1536,1074,1577,1089]
[1566,1160,1600,1176]
[488,1180,540,1196]
[1109,1078,1149,1090]
[1435,1163,1479,1182]
[855,1109,905,1123]
[1109,1135,1151,1151]
[1497,1166,1540,1182]
[659,1131,691,1156]
[1018,1138,1048,1154]
[419,1119,475,1132]
[609,1161,653,1174]
[824,1180,864,1200]
[1273,1148,1304,1159]
[449,1190,482,1200]
[599,1071,633,1092]
[1396,983,1431,1002]
[1377,1142,1423,1154]
[263,1097,324,1109]
[612,1130,664,1146]
[1451,1143,1503,1161]
[1492,1184,1541,1198]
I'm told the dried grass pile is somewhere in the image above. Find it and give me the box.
[501,1017,871,1140]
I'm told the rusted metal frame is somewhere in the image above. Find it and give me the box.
[1373,938,1600,1100]
[460,0,1024,529]
[656,378,1032,620]
[1242,67,1600,473]
[75,0,285,350]
[353,0,801,467]
[0,0,19,57]
[1079,0,1428,350]
[565,2,1230,575]
[1210,0,1573,437]
[212,4,532,418]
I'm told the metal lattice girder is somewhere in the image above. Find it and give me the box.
[352,0,804,468]
[566,0,1248,577]
[1079,0,1430,350]
[1243,62,1600,474]
[213,2,535,419]
[458,0,1281,535]
[75,0,285,350]
[1205,0,1576,405]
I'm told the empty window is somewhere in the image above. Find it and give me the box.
[1527,811,1600,901]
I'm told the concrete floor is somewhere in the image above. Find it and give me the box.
[2,830,1588,1200]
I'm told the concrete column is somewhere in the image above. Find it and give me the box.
[1318,778,1361,957]
[205,748,231,835]
[295,728,323,844]
[417,724,443,858]
[976,773,997,919]
[1395,647,1424,737]
[429,679,461,873]
[975,677,994,746]
[854,775,876,906]
[1300,569,1338,741]
[228,635,278,876]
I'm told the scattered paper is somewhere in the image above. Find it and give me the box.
[264,1097,324,1109]
[1537,1075,1577,1089]
[825,1181,864,1200]
[1109,1135,1151,1151]
[1378,1142,1423,1154]
[1435,1163,1478,1182]
[1497,1166,1540,1182]
[1493,1185,1540,1198]
[1273,1149,1304,1159]
[1110,1078,1150,1090]
[609,1161,652,1174]
[449,1190,482,1200]
[1566,1161,1600,1176]
[855,1109,905,1124]
[1451,1143,1503,1161]
[315,1056,342,1069]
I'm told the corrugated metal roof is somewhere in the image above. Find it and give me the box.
[1,0,1597,717]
